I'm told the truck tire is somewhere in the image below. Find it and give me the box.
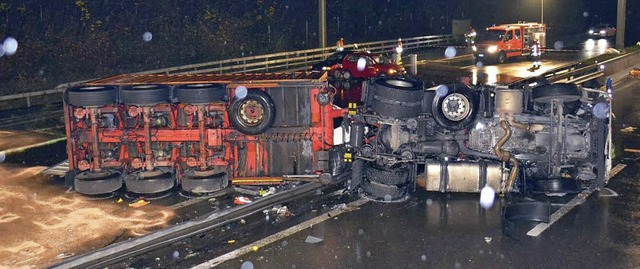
[343,70,352,80]
[498,51,507,64]
[368,77,424,119]
[181,169,229,193]
[74,170,123,195]
[120,84,171,106]
[361,180,407,201]
[432,84,479,131]
[174,83,226,104]
[124,169,175,194]
[229,89,276,135]
[532,83,582,103]
[66,86,118,107]
[364,162,410,185]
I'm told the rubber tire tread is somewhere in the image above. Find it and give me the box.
[228,89,276,135]
[365,163,410,185]
[66,86,118,107]
[120,84,171,106]
[531,83,582,103]
[369,77,423,119]
[174,83,226,104]
[361,180,407,200]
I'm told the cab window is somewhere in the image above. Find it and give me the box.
[515,29,521,39]
[505,30,513,41]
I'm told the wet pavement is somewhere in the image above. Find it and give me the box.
[0,41,635,268]
[207,75,640,269]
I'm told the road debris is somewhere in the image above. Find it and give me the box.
[305,235,323,244]
[128,199,149,208]
[234,197,252,205]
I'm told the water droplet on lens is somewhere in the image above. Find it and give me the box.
[172,250,180,259]
[366,251,372,257]
[282,240,289,247]
[241,261,254,269]
[554,41,564,50]
[426,199,433,206]
[476,61,484,68]
[3,37,18,55]
[444,46,457,58]
[455,261,461,268]
[384,194,392,202]
[421,255,427,261]
[583,11,589,17]
[357,57,367,71]
[142,32,153,42]
[235,86,248,99]
[358,229,364,236]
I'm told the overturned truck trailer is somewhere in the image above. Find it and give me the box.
[62,72,346,195]
[61,72,612,200]
[345,77,612,201]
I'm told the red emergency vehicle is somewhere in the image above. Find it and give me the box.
[472,22,546,64]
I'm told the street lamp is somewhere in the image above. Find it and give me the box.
[541,0,544,24]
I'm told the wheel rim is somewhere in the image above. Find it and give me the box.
[441,93,471,121]
[344,71,351,79]
[499,53,506,63]
[239,99,265,126]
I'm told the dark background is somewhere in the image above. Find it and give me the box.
[0,0,637,95]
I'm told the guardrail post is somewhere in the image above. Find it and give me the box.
[26,96,31,107]
[408,54,418,76]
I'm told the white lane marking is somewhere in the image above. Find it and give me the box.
[191,198,369,268]
[527,163,628,237]
[527,190,592,237]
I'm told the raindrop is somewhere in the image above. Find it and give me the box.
[583,11,589,17]
[358,229,364,236]
[435,85,449,96]
[500,254,505,259]
[378,20,382,26]
[282,240,289,247]
[357,57,367,71]
[241,261,254,269]
[444,46,457,59]
[366,251,372,257]
[479,185,495,209]
[235,86,248,99]
[143,31,153,42]
[172,250,180,260]
[3,37,18,56]
[455,261,461,268]
[475,61,484,68]
[384,194,392,202]
[554,41,564,50]
[479,250,484,255]
[421,254,427,261]
[426,199,433,206]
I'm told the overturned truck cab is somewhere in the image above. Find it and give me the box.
[345,77,612,201]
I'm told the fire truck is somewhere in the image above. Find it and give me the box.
[473,22,546,64]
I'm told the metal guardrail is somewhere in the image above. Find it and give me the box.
[0,35,455,107]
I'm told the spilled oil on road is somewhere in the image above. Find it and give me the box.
[0,164,175,268]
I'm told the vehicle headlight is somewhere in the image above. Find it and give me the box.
[589,30,594,34]
[472,45,477,51]
[388,69,397,75]
[322,66,331,71]
[487,45,498,53]
[600,30,606,35]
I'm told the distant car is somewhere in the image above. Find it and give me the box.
[588,23,616,38]
[327,52,405,79]
[631,68,640,78]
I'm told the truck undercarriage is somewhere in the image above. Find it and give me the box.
[61,73,612,204]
